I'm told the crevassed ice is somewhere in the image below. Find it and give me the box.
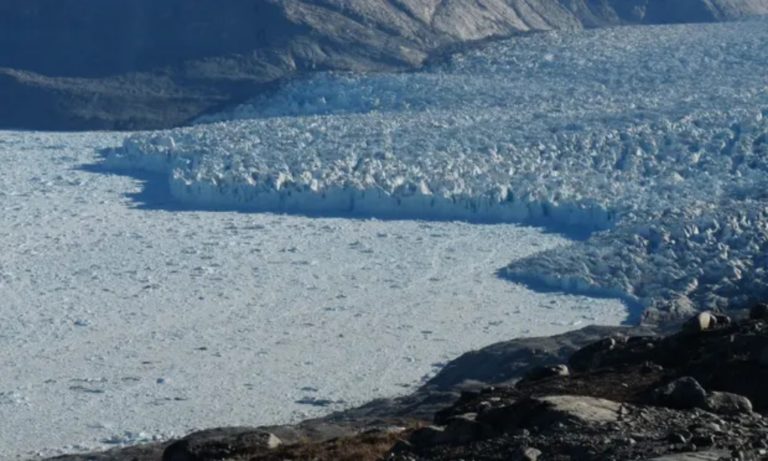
[105,19,768,316]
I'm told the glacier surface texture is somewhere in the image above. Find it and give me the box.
[106,19,768,318]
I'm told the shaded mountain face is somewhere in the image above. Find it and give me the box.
[1,0,767,130]
[0,1,304,78]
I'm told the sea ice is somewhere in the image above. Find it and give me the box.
[0,131,626,459]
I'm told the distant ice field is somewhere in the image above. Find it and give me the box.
[113,19,768,314]
[0,131,625,458]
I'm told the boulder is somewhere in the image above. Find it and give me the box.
[441,413,482,445]
[408,426,447,448]
[514,447,543,460]
[162,427,282,461]
[682,312,717,334]
[477,395,621,434]
[704,391,753,415]
[532,395,622,425]
[569,337,617,371]
[522,364,570,382]
[652,377,707,410]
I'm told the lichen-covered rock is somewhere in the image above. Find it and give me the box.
[704,391,753,415]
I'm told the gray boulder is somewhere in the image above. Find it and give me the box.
[515,447,543,461]
[652,377,708,410]
[704,391,753,415]
[531,395,622,425]
[162,427,282,461]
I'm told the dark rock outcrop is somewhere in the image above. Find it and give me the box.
[652,377,708,410]
[393,311,768,460]
[396,392,768,460]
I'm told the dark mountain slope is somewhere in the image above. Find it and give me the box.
[1,0,767,130]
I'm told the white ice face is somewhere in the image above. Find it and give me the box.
[107,19,768,314]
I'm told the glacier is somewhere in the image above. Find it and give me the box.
[104,19,768,318]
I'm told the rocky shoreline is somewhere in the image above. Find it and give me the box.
[46,304,768,460]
